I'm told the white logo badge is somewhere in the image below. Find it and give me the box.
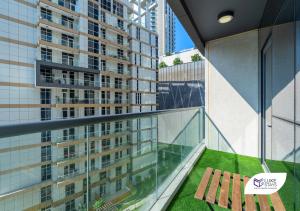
[244,173,286,195]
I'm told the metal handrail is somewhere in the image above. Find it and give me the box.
[0,107,202,138]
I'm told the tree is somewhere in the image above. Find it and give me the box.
[93,198,105,210]
[191,53,202,62]
[165,52,171,56]
[159,61,168,69]
[173,57,183,65]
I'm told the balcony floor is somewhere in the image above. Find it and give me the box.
[167,149,264,211]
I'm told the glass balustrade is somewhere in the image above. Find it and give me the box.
[0,107,207,210]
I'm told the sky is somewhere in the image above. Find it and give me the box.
[175,16,195,52]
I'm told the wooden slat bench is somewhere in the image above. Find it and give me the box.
[194,168,286,211]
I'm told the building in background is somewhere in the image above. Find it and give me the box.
[159,48,201,65]
[158,61,204,109]
[148,0,175,56]
[0,0,158,210]
[158,48,204,109]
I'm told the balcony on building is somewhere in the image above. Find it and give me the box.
[0,0,299,211]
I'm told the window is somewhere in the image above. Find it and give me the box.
[101,60,106,71]
[62,52,74,66]
[115,107,122,114]
[64,163,76,176]
[61,34,74,48]
[90,141,95,154]
[115,121,122,132]
[91,158,95,170]
[88,21,99,36]
[40,67,52,83]
[115,151,122,161]
[84,107,95,116]
[41,131,51,142]
[101,107,110,115]
[115,137,123,147]
[100,11,106,23]
[101,122,110,135]
[114,92,122,104]
[41,48,52,62]
[41,88,51,104]
[117,19,124,30]
[41,7,52,21]
[102,139,110,150]
[61,15,74,29]
[101,44,106,55]
[113,0,123,17]
[117,34,123,45]
[84,73,95,86]
[88,38,99,53]
[84,90,95,103]
[116,179,122,191]
[101,28,106,39]
[59,0,76,11]
[41,108,51,121]
[88,56,99,70]
[62,108,68,119]
[65,183,75,196]
[100,171,107,180]
[115,78,122,89]
[136,93,142,104]
[117,49,123,58]
[70,107,75,118]
[41,145,51,162]
[88,1,99,20]
[41,28,52,42]
[102,154,110,167]
[116,166,122,176]
[136,27,140,40]
[64,145,75,158]
[101,75,110,88]
[41,185,51,202]
[65,200,75,211]
[84,125,95,138]
[41,164,51,181]
[101,0,111,12]
[117,63,123,74]
[100,184,106,197]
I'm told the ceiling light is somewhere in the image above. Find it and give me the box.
[218,11,234,24]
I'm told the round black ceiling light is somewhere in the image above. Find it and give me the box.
[218,11,234,24]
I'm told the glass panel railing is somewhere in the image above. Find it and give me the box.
[0,107,205,211]
[204,111,235,153]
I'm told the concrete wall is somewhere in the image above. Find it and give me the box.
[205,30,259,157]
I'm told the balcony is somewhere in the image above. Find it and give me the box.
[0,107,297,210]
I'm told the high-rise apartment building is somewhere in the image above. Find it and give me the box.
[148,0,175,56]
[0,0,158,210]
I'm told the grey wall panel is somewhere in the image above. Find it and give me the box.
[272,22,295,121]
[271,117,294,161]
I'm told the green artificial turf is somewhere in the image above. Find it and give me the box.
[167,149,264,211]
[266,160,300,211]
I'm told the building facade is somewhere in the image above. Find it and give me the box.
[151,0,175,56]
[0,0,158,210]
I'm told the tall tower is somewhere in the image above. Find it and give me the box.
[156,0,176,56]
